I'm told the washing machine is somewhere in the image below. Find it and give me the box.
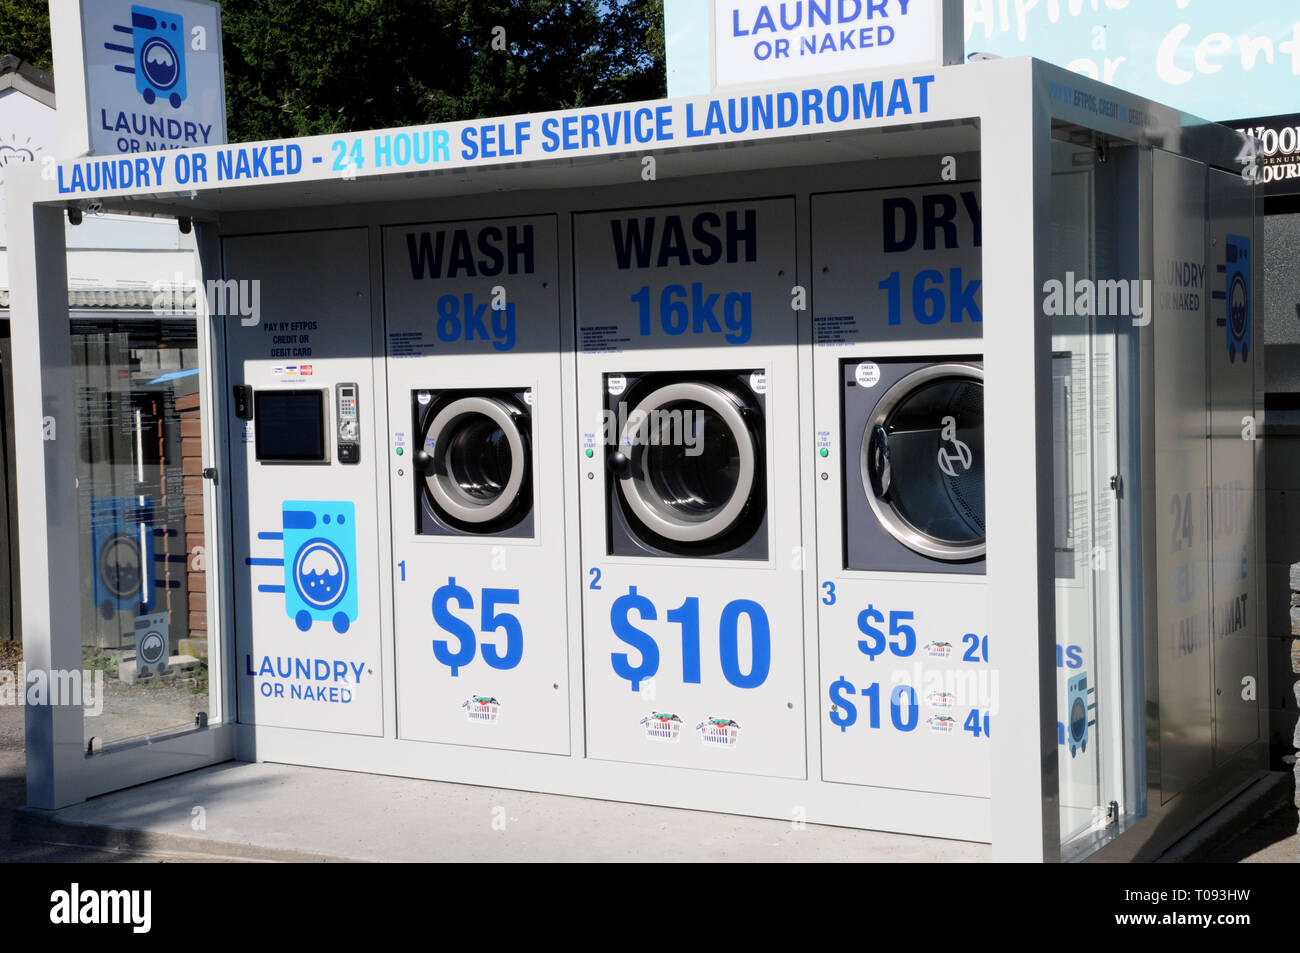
[90,495,156,618]
[812,182,991,799]
[604,370,766,559]
[841,358,985,574]
[412,387,533,538]
[384,215,570,755]
[575,197,806,781]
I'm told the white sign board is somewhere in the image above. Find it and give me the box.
[77,0,226,155]
[712,0,959,88]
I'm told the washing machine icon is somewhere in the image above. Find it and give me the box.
[1217,234,1251,364]
[250,502,357,634]
[1067,671,1096,758]
[106,6,188,108]
[90,496,156,618]
[284,502,357,634]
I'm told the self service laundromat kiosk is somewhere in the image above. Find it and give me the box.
[9,49,1269,861]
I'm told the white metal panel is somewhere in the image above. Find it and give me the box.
[225,228,385,736]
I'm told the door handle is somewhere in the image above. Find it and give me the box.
[867,425,891,500]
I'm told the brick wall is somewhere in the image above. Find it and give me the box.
[176,392,205,638]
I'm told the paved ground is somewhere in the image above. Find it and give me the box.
[1,698,1295,863]
[20,759,993,863]
[0,714,207,862]
[1202,786,1299,863]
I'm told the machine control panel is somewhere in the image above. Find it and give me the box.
[336,382,361,464]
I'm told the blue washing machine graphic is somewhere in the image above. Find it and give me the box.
[1221,234,1251,364]
[90,496,155,619]
[250,502,357,634]
[1067,671,1097,758]
[105,6,188,109]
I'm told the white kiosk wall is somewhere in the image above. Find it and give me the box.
[811,182,989,795]
[225,228,385,735]
[383,216,572,753]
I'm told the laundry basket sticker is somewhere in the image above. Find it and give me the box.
[927,714,957,734]
[462,695,501,724]
[696,716,741,748]
[640,712,683,742]
[926,690,955,710]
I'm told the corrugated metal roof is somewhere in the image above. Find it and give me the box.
[0,288,197,310]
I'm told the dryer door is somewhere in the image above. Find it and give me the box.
[616,381,760,545]
[422,395,530,528]
[860,364,985,561]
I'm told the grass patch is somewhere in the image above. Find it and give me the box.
[0,641,21,670]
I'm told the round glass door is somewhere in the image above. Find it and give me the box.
[860,364,985,560]
[617,382,759,544]
[423,396,528,526]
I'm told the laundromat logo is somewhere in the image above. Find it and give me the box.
[105,6,188,109]
[640,711,683,742]
[462,695,501,724]
[696,716,741,748]
[246,502,358,634]
[87,0,224,154]
[1216,235,1251,363]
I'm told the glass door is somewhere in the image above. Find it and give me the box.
[1050,136,1142,853]
[71,308,223,756]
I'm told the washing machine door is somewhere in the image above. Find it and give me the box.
[860,364,985,561]
[422,395,530,528]
[616,381,760,545]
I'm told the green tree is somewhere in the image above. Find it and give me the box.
[0,0,52,72]
[222,0,664,140]
[0,1,663,139]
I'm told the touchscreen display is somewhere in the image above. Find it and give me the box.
[254,390,327,463]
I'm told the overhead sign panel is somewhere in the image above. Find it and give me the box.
[716,0,952,86]
[77,0,227,155]
[667,0,964,96]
